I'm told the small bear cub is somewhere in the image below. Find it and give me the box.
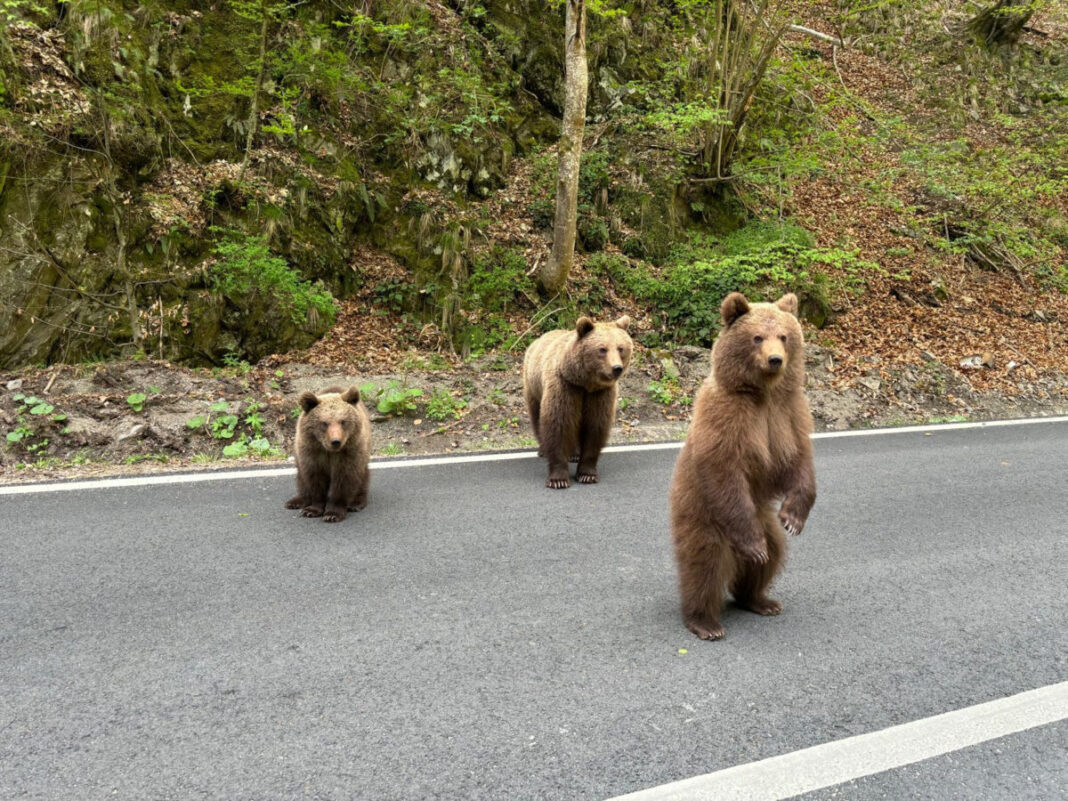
[285,385,371,523]
[522,315,633,489]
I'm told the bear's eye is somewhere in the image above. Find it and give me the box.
[320,422,328,430]
[780,334,788,343]
[754,336,764,344]
[599,347,608,355]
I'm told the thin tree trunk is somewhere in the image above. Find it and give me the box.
[538,0,588,296]
[238,10,270,184]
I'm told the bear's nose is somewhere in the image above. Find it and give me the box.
[767,355,783,370]
[330,439,342,449]
[612,364,624,376]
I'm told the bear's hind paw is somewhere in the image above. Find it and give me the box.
[740,597,783,616]
[685,615,725,641]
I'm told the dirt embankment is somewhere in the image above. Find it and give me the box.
[3,343,1066,485]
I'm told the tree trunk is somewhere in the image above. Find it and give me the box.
[238,10,270,184]
[968,0,1034,48]
[537,0,588,296]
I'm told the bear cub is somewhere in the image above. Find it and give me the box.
[285,385,371,523]
[522,316,633,489]
[669,292,816,640]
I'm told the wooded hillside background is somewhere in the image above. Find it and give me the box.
[1,0,1065,385]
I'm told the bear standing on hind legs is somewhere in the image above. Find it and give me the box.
[285,386,371,523]
[669,292,816,640]
[523,316,633,489]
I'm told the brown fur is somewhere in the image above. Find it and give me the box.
[285,385,372,523]
[669,292,816,640]
[522,316,633,489]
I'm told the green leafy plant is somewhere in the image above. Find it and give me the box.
[223,435,277,459]
[127,392,148,412]
[359,381,423,416]
[5,394,66,455]
[186,398,282,459]
[647,378,690,406]
[6,423,33,445]
[425,389,468,422]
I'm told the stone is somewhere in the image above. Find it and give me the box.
[118,423,148,442]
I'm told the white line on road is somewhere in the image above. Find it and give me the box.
[1,415,1066,496]
[604,680,1068,801]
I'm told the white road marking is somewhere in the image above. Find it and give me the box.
[604,680,1068,801]
[810,414,1068,439]
[0,415,1065,496]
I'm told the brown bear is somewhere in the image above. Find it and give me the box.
[285,385,371,523]
[669,292,816,640]
[522,315,633,489]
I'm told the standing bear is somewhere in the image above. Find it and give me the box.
[285,385,371,523]
[669,292,816,640]
[523,316,633,489]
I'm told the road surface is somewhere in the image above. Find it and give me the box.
[2,418,1067,800]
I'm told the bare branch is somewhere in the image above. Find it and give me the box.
[787,24,844,48]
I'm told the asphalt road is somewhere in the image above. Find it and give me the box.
[2,420,1067,800]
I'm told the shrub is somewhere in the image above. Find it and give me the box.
[578,215,610,252]
[463,246,533,313]
[207,228,337,327]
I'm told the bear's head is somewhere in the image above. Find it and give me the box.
[564,316,634,390]
[712,292,804,392]
[299,386,364,452]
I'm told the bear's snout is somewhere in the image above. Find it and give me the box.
[612,364,624,377]
[767,354,783,371]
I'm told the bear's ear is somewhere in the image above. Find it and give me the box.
[720,292,750,327]
[299,391,319,413]
[775,293,799,316]
[576,317,596,338]
[614,315,631,332]
[341,386,361,405]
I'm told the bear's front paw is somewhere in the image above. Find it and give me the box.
[737,538,769,564]
[546,476,571,489]
[301,505,324,518]
[778,504,807,537]
[322,510,347,523]
[576,469,599,484]
[284,495,304,510]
